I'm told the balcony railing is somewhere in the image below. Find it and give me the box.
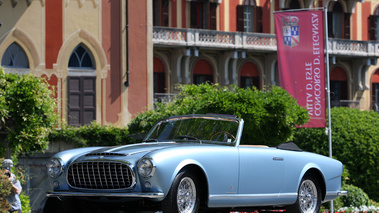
[331,100,360,109]
[154,93,177,105]
[153,27,379,57]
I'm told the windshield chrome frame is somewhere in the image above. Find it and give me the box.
[143,114,243,146]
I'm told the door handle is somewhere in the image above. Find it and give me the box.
[273,157,284,161]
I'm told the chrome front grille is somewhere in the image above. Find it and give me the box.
[67,161,135,190]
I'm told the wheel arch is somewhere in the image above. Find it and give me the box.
[178,164,210,207]
[303,168,327,201]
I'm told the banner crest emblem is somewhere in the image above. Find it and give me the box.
[282,15,300,47]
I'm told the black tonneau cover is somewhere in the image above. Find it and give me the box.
[276,142,302,151]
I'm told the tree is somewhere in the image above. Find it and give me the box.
[0,69,59,156]
[294,107,379,201]
[128,84,309,146]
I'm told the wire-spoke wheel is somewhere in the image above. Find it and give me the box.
[287,175,321,213]
[177,177,197,212]
[162,170,200,213]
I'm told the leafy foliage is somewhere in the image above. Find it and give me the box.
[20,193,31,213]
[49,122,135,147]
[0,158,31,213]
[0,158,12,212]
[294,107,379,201]
[0,71,59,155]
[129,84,309,146]
[339,184,371,208]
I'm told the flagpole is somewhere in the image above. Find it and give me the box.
[324,7,334,213]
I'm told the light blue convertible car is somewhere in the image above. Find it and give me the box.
[46,114,346,213]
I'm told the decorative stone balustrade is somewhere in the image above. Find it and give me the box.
[153,27,379,58]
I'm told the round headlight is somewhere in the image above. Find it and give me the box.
[137,158,155,178]
[46,158,63,179]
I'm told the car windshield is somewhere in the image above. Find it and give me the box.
[145,116,240,144]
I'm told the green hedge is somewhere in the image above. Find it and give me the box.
[294,107,379,201]
[49,122,135,147]
[128,84,309,146]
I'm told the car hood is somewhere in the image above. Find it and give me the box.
[85,142,182,156]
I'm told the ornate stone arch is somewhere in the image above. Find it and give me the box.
[55,28,109,78]
[325,0,348,13]
[153,52,170,93]
[190,55,217,84]
[56,29,109,125]
[237,56,264,77]
[330,62,352,99]
[237,57,264,88]
[0,27,40,70]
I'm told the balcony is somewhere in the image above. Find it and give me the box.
[331,100,360,109]
[153,27,379,58]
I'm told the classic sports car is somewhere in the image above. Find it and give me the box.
[46,114,346,213]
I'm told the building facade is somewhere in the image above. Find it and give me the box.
[0,0,153,128]
[153,0,379,112]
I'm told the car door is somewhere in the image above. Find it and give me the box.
[237,146,285,206]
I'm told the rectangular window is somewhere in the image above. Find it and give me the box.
[153,0,169,27]
[237,5,262,33]
[190,1,217,30]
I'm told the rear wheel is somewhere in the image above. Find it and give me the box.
[287,175,321,213]
[162,170,200,213]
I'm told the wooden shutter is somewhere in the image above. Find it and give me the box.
[254,6,263,33]
[162,0,169,27]
[82,77,96,125]
[237,5,244,32]
[153,0,158,26]
[327,12,334,38]
[67,76,96,126]
[209,3,217,30]
[68,77,81,126]
[369,15,377,41]
[190,2,198,28]
[343,13,351,39]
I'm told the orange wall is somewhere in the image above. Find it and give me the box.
[128,0,149,117]
[261,0,271,34]
[45,0,62,69]
[362,2,371,41]
[229,0,239,31]
[103,1,122,124]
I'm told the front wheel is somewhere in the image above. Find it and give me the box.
[287,175,321,213]
[162,170,200,213]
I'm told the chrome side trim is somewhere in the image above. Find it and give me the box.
[209,193,297,200]
[46,191,164,199]
[338,191,348,196]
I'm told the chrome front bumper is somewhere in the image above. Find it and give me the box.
[338,191,348,196]
[47,191,164,199]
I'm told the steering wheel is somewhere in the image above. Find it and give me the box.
[210,131,236,141]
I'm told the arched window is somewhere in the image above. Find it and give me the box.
[330,67,348,107]
[237,0,262,33]
[369,7,379,41]
[193,59,213,85]
[67,44,96,126]
[240,62,260,89]
[328,1,350,39]
[68,45,95,68]
[1,42,29,74]
[371,70,379,111]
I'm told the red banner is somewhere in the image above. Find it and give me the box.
[274,10,326,128]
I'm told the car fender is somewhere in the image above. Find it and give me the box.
[171,158,208,186]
